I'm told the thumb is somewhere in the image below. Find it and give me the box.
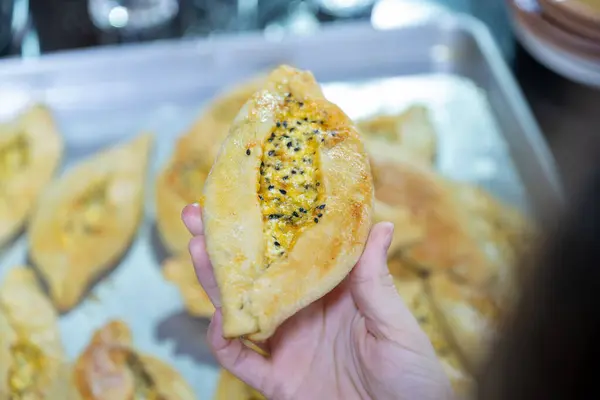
[208,309,272,395]
[351,222,423,340]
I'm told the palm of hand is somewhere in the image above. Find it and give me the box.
[182,204,452,400]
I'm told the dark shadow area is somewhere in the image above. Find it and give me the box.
[155,311,217,366]
[150,222,170,267]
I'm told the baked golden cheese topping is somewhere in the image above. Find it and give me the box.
[8,339,46,398]
[62,180,111,243]
[258,96,326,266]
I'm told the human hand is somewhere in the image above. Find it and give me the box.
[182,204,453,400]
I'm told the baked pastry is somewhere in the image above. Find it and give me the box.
[374,199,423,259]
[0,267,72,398]
[358,105,437,166]
[213,369,265,400]
[155,76,264,255]
[372,157,529,290]
[0,105,63,248]
[426,274,499,374]
[29,134,153,311]
[392,271,474,397]
[163,253,214,318]
[202,65,374,340]
[73,320,195,400]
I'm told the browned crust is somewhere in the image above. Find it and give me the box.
[73,320,195,400]
[28,134,153,311]
[203,65,374,340]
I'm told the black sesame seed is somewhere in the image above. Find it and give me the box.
[268,185,274,190]
[293,211,299,217]
[279,189,287,195]
[283,134,289,139]
[275,165,280,171]
[300,170,305,175]
[290,127,296,132]
[258,195,264,200]
[268,138,274,142]
[268,150,275,156]
[287,93,292,98]
[318,204,325,209]
[287,142,292,148]
[276,122,281,128]
[304,184,309,189]
[316,182,321,187]
[318,213,323,218]
[283,176,289,180]
[246,149,251,156]
[261,162,264,167]
[283,122,288,128]
[296,120,302,125]
[314,218,319,223]
[313,129,319,134]
[321,138,325,142]
[274,241,281,247]
[294,147,300,152]
[291,170,297,174]
[271,132,276,138]
[269,214,282,220]
[279,251,285,256]
[299,207,306,213]
[299,102,304,107]
[303,117,308,121]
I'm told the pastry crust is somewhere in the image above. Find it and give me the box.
[163,253,215,318]
[73,320,195,400]
[213,369,265,400]
[426,273,499,374]
[0,267,72,399]
[155,77,265,255]
[28,134,153,311]
[392,272,474,397]
[0,105,63,248]
[374,199,423,258]
[358,105,437,166]
[372,157,529,290]
[203,65,374,340]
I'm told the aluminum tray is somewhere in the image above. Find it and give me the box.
[0,14,561,399]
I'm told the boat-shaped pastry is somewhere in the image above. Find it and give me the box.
[0,267,72,399]
[202,65,373,340]
[0,105,63,248]
[29,134,153,311]
[72,320,195,400]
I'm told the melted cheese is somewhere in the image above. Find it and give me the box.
[8,339,46,398]
[62,180,111,245]
[258,97,326,266]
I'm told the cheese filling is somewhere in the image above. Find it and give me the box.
[8,339,45,398]
[0,133,29,191]
[62,180,110,244]
[126,353,163,400]
[258,96,326,267]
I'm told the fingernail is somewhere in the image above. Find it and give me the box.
[191,202,200,208]
[383,222,394,251]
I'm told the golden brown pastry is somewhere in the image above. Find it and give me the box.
[29,134,153,311]
[163,253,215,318]
[0,105,63,248]
[213,369,265,400]
[73,320,195,400]
[0,267,72,399]
[374,199,423,258]
[372,157,529,290]
[392,273,474,397]
[155,76,264,255]
[358,105,437,166]
[426,273,499,374]
[202,65,374,340]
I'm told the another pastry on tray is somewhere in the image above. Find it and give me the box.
[358,105,437,166]
[371,156,529,291]
[72,320,195,400]
[426,273,499,374]
[163,253,214,318]
[0,267,72,399]
[213,369,265,400]
[202,65,374,340]
[29,134,153,311]
[0,105,63,248]
[392,268,474,398]
[155,76,264,255]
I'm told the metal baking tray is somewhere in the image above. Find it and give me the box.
[0,13,561,399]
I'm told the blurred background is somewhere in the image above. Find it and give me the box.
[1,0,598,176]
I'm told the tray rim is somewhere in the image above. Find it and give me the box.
[0,15,563,206]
